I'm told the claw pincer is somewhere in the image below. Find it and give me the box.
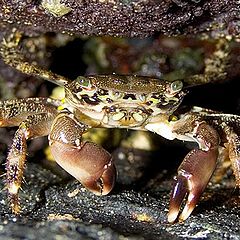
[168,121,219,222]
[49,113,116,195]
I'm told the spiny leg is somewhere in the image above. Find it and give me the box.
[0,29,70,86]
[49,112,116,195]
[211,146,231,184]
[0,97,60,127]
[6,113,56,214]
[0,96,59,214]
[185,38,230,85]
[6,112,57,214]
[168,121,220,222]
[225,128,240,187]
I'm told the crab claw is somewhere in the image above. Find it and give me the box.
[50,140,116,195]
[168,122,219,223]
[168,148,218,222]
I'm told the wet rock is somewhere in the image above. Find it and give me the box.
[0,149,239,239]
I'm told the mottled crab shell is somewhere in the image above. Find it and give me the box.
[64,75,185,128]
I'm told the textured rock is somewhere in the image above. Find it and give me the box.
[0,155,239,239]
[0,1,239,37]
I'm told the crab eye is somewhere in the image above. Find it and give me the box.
[76,76,92,89]
[170,81,183,93]
[109,91,123,100]
[138,94,147,102]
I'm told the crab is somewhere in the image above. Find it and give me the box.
[0,30,240,223]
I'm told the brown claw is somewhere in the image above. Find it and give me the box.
[168,122,219,223]
[50,141,116,195]
[168,148,218,222]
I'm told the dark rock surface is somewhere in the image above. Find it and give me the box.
[0,148,239,239]
[0,1,239,37]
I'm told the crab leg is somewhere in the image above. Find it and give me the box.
[0,97,60,127]
[168,122,219,222]
[49,113,116,196]
[0,97,58,213]
[5,113,56,214]
[0,29,70,86]
[226,130,240,187]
